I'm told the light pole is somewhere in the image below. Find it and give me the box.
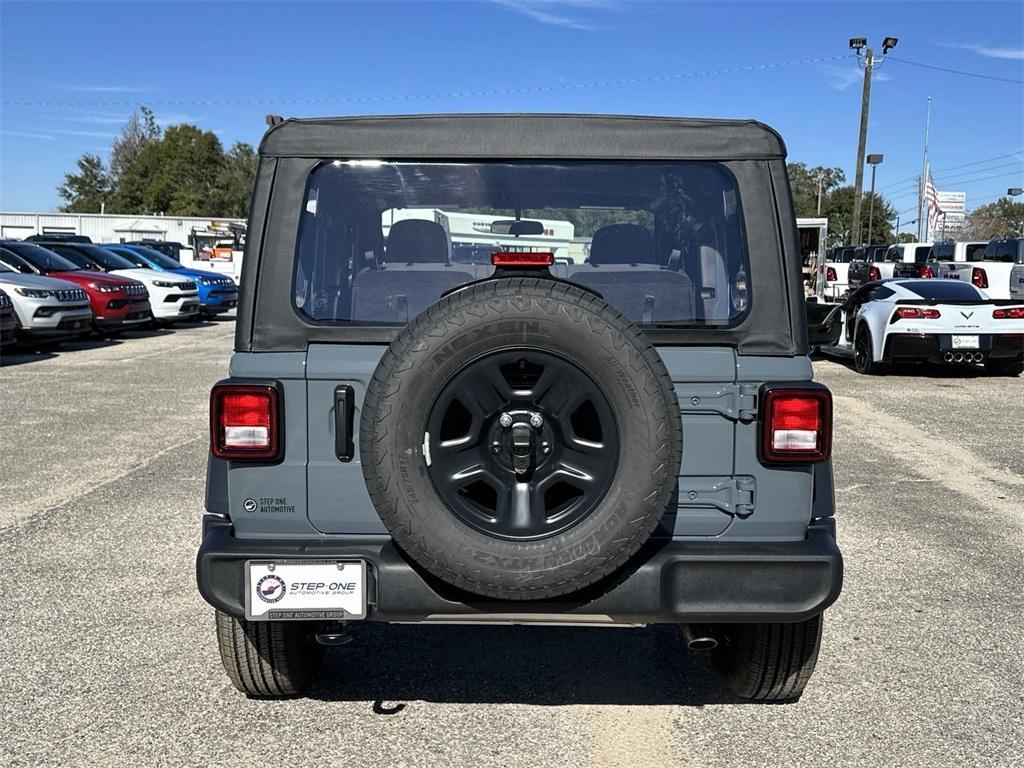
[849,35,898,245]
[866,153,884,244]
[1009,188,1023,235]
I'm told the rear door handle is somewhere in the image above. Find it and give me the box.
[334,384,355,461]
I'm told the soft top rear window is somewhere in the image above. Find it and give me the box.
[293,161,750,328]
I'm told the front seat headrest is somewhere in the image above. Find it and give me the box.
[589,223,656,265]
[386,219,449,264]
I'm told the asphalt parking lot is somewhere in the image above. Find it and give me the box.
[2,324,1022,768]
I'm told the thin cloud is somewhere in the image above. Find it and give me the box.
[491,0,613,31]
[47,128,119,138]
[825,64,892,91]
[937,41,1024,61]
[60,84,155,93]
[0,129,56,141]
[61,113,130,125]
[153,112,205,127]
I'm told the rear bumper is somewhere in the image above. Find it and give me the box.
[197,516,843,624]
[884,333,1024,363]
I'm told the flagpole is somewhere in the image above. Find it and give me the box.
[918,96,932,241]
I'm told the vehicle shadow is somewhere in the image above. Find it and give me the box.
[817,351,994,379]
[0,336,122,365]
[308,622,744,708]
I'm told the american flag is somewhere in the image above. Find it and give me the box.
[924,169,943,238]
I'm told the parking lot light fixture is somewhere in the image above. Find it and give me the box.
[866,154,884,245]
[849,36,900,245]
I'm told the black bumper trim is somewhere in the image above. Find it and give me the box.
[196,518,843,624]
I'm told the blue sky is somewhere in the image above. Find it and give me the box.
[2,0,1022,223]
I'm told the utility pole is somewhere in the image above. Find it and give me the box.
[850,48,873,246]
[848,36,898,245]
[816,172,825,217]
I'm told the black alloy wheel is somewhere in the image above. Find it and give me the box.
[853,326,875,375]
[425,349,618,541]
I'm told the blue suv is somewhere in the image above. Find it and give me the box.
[103,244,238,316]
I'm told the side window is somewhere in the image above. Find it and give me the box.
[872,286,895,300]
[885,248,898,262]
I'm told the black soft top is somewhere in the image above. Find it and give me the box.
[259,114,787,160]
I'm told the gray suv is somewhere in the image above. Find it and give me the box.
[197,115,843,702]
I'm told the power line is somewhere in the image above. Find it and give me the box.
[887,56,1024,85]
[894,171,1023,215]
[877,150,1024,192]
[1,55,850,109]
[884,163,1024,198]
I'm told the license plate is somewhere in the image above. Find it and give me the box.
[951,335,979,349]
[245,560,367,620]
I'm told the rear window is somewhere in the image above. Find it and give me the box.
[913,246,932,264]
[293,161,751,328]
[900,280,984,301]
[985,240,1024,263]
[964,243,987,262]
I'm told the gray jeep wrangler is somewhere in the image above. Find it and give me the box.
[197,114,843,702]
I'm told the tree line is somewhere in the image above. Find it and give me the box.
[57,107,257,218]
[787,162,1023,244]
[56,122,1022,239]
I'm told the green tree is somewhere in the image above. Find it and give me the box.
[115,124,226,215]
[213,142,258,217]
[787,163,846,218]
[822,185,896,246]
[57,153,113,213]
[110,106,161,182]
[962,197,1024,239]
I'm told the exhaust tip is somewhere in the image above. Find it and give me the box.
[953,352,964,363]
[943,352,954,362]
[682,624,718,651]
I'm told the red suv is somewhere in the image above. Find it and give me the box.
[0,241,151,333]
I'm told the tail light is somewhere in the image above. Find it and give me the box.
[918,265,935,278]
[894,307,941,320]
[491,252,555,267]
[868,265,881,281]
[760,387,832,464]
[826,267,837,282]
[993,307,1024,319]
[210,383,280,460]
[972,267,989,289]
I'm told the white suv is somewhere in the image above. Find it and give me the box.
[0,263,92,344]
[40,242,201,323]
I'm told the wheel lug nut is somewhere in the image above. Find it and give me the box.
[499,413,513,428]
[491,444,501,454]
[542,446,550,454]
[530,414,543,428]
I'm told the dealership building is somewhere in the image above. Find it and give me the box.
[0,211,246,245]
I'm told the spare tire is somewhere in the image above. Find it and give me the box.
[360,277,682,600]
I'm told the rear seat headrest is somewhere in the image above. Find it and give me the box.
[589,223,656,265]
[386,219,449,264]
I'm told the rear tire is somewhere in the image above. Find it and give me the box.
[214,610,323,697]
[711,615,823,702]
[853,325,882,375]
[985,360,1023,377]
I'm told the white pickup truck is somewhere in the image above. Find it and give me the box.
[817,246,857,300]
[847,242,931,292]
[939,238,1024,300]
